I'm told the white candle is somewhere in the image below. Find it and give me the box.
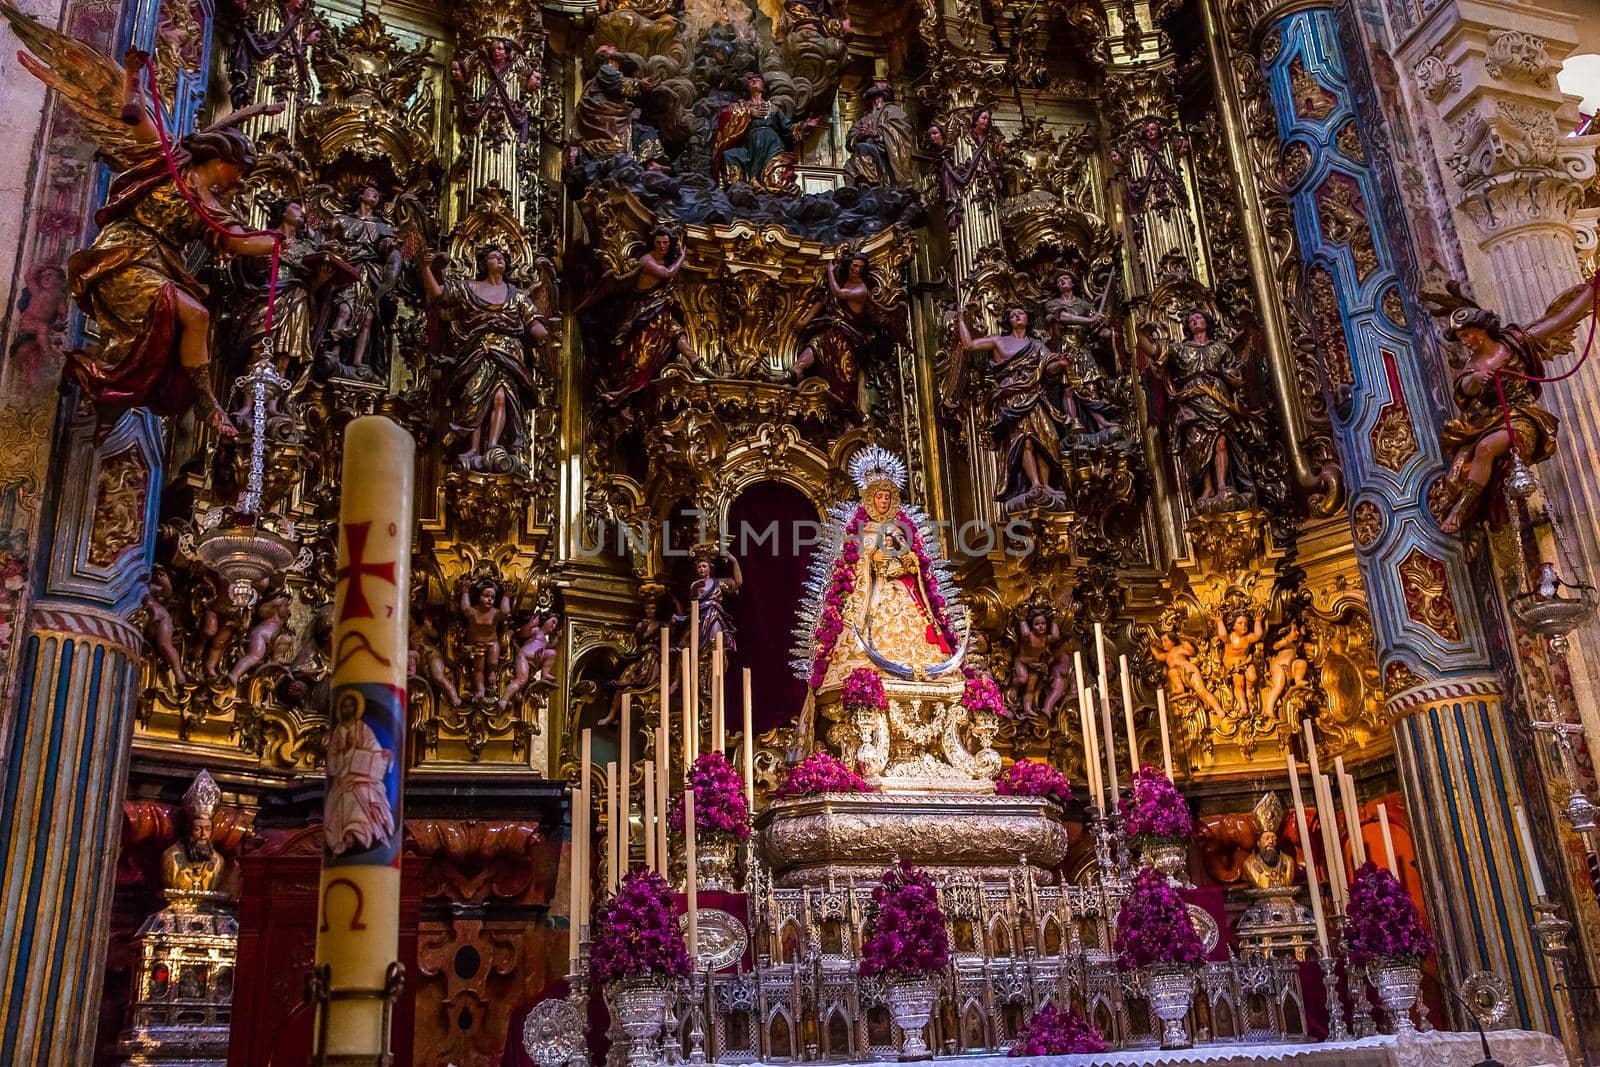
[575,778,588,957]
[684,790,699,957]
[643,759,657,873]
[1095,686,1119,802]
[1157,688,1173,780]
[1288,754,1330,956]
[580,730,592,928]
[1377,802,1399,878]
[681,649,695,770]
[1076,675,1095,805]
[657,726,670,872]
[713,632,726,752]
[1317,772,1347,909]
[742,668,755,811]
[1119,654,1139,773]
[659,625,670,772]
[606,761,619,892]
[690,601,700,745]
[1335,757,1365,864]
[569,782,581,964]
[1514,804,1547,899]
[1073,653,1100,809]
[1093,623,1109,723]
[620,695,631,877]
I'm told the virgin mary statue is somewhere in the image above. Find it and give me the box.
[792,446,966,697]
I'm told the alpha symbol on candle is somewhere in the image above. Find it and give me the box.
[337,521,398,622]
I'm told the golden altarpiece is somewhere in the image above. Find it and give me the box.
[0,0,1594,1061]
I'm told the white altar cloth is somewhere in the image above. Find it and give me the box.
[815,1030,1567,1067]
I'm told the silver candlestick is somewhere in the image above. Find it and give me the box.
[1319,955,1350,1041]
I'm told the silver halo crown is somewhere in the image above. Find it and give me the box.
[848,446,908,493]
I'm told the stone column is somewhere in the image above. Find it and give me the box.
[0,414,162,1067]
[1237,2,1567,1032]
[1398,0,1600,799]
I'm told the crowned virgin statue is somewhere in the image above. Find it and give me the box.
[793,446,966,696]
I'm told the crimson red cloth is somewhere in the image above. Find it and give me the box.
[1179,884,1229,962]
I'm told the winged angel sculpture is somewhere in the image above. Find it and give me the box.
[0,2,282,440]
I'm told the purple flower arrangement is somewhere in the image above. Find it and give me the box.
[1007,1005,1107,1056]
[1344,861,1435,965]
[962,668,1006,718]
[778,752,876,797]
[996,759,1072,806]
[1114,867,1205,969]
[588,868,692,986]
[860,862,950,982]
[841,667,887,712]
[1121,764,1195,848]
[667,751,751,840]
[807,507,959,689]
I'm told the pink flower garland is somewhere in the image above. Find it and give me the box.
[962,667,1006,718]
[996,759,1072,806]
[777,752,876,797]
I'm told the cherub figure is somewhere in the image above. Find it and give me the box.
[1422,280,1596,533]
[142,565,188,687]
[1152,628,1223,716]
[226,588,292,685]
[1215,610,1265,712]
[459,578,512,698]
[197,577,245,682]
[408,614,462,708]
[1261,620,1311,726]
[1008,606,1060,719]
[502,612,560,708]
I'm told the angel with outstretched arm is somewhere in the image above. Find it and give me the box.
[0,2,283,440]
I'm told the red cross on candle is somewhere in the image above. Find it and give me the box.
[336,521,397,622]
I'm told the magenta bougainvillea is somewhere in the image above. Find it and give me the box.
[1114,867,1205,969]
[1008,1005,1107,1056]
[807,506,959,689]
[778,752,876,797]
[1121,763,1195,847]
[667,751,751,840]
[860,862,949,982]
[962,667,1006,718]
[996,759,1072,806]
[841,667,887,712]
[588,868,692,985]
[1344,861,1435,964]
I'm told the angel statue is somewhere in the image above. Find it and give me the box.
[228,197,355,376]
[957,305,1069,512]
[1422,281,1596,534]
[597,225,705,407]
[422,246,555,474]
[319,181,403,382]
[784,251,909,415]
[1136,309,1268,513]
[0,5,285,440]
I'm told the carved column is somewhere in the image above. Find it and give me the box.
[452,0,545,225]
[0,415,162,1067]
[1232,0,1568,1032]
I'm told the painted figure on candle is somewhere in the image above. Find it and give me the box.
[324,688,398,858]
[1421,281,1595,533]
[794,446,965,694]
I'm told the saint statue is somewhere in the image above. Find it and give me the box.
[1136,309,1267,512]
[229,197,354,376]
[1422,281,1595,534]
[571,44,666,167]
[599,225,704,406]
[452,35,543,150]
[320,181,403,381]
[0,12,289,440]
[793,446,965,695]
[713,73,818,190]
[785,251,908,414]
[842,82,915,189]
[958,305,1068,510]
[683,547,743,653]
[1045,271,1121,441]
[422,246,553,474]
[1241,792,1296,890]
[162,770,226,897]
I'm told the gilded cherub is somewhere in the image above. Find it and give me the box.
[142,565,188,687]
[502,612,560,708]
[408,614,463,709]
[1008,605,1064,719]
[226,588,293,686]
[1260,620,1310,726]
[1216,609,1265,712]
[458,577,512,699]
[1151,627,1223,716]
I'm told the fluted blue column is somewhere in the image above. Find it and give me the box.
[1254,4,1561,1032]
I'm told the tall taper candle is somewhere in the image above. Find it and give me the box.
[684,790,699,956]
[690,601,700,745]
[1075,653,1101,809]
[314,416,414,1059]
[643,759,657,873]
[713,632,726,751]
[580,730,592,924]
[1334,757,1365,864]
[659,627,671,777]
[742,668,755,811]
[1287,754,1330,956]
[574,777,587,954]
[1156,688,1173,780]
[620,695,632,877]
[1513,804,1547,899]
[1076,674,1096,808]
[1095,686,1119,801]
[657,726,669,872]
[681,649,695,770]
[1118,654,1138,771]
[1093,623,1110,723]
[1316,771,1347,909]
[568,787,580,964]
[1377,803,1399,877]
[606,761,619,892]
